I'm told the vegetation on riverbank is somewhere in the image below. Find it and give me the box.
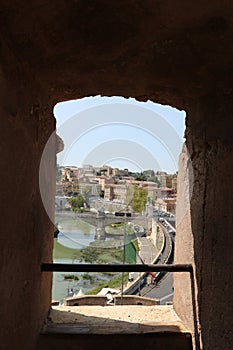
[87,273,129,295]
[54,238,124,263]
[105,222,134,235]
[53,239,78,259]
[64,274,80,281]
[78,243,123,263]
[54,235,139,264]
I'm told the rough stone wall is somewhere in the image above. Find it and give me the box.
[174,97,233,350]
[0,36,56,349]
[1,1,233,108]
[173,144,196,337]
[1,2,233,350]
[188,96,233,350]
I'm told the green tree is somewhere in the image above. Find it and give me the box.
[69,195,85,212]
[131,185,148,213]
[135,173,147,181]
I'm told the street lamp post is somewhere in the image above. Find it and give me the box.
[138,273,141,296]
[121,215,126,303]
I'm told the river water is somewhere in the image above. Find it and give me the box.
[53,213,123,302]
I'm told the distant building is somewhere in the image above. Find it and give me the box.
[155,187,174,199]
[104,184,128,203]
[172,176,177,193]
[164,198,176,214]
[78,177,101,197]
[99,165,113,176]
[96,176,114,190]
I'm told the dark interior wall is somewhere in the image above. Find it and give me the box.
[1,1,233,350]
[0,35,56,350]
[3,1,233,108]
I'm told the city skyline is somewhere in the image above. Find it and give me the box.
[57,163,176,175]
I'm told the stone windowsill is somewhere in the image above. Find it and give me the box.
[42,305,190,335]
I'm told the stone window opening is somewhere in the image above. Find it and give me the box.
[40,96,187,305]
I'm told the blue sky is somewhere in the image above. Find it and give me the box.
[54,96,186,173]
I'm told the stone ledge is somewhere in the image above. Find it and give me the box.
[41,305,190,335]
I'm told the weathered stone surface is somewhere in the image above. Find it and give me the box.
[0,1,233,106]
[50,305,183,326]
[1,1,233,350]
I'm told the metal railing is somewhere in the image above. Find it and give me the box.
[41,262,199,350]
[41,263,192,273]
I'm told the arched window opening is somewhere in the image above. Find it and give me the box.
[45,96,186,306]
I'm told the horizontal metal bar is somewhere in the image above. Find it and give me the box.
[41,263,193,273]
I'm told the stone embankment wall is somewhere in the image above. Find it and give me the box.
[150,218,164,252]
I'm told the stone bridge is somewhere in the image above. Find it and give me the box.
[76,212,151,239]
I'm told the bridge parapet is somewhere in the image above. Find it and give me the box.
[76,213,149,229]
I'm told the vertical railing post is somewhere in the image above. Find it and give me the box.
[121,214,126,303]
